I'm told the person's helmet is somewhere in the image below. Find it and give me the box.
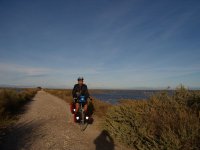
[77,77,84,81]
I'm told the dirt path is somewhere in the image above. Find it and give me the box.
[0,91,128,150]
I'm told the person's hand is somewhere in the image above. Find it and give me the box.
[73,98,77,103]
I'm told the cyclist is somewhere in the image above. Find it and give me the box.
[72,77,92,115]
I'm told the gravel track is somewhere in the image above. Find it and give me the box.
[0,91,128,150]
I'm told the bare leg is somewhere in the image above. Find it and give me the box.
[75,103,79,113]
[84,104,88,112]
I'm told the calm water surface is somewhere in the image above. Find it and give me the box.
[92,90,173,104]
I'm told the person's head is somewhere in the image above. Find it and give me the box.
[77,77,84,85]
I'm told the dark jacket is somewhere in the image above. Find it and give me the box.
[72,84,90,100]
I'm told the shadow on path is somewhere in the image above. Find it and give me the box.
[94,130,114,150]
[0,96,44,150]
[0,121,44,150]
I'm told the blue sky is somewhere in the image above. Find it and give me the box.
[0,0,200,89]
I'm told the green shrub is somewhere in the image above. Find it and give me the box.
[104,87,200,150]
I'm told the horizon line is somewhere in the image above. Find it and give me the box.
[1,84,200,90]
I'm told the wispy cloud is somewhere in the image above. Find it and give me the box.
[0,62,102,87]
[0,63,53,76]
[0,63,101,78]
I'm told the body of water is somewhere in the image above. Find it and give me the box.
[92,90,172,104]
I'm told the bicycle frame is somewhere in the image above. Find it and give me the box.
[76,96,88,131]
[79,103,85,125]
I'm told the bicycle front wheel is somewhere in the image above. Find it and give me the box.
[79,105,88,131]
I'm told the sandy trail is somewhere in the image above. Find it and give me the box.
[0,91,127,150]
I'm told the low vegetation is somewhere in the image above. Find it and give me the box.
[103,86,200,150]
[0,88,38,128]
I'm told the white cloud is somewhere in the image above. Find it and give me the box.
[0,63,53,76]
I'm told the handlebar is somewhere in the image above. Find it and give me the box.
[73,97,93,102]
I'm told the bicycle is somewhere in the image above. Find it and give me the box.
[75,96,89,131]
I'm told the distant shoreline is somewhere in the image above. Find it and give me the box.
[1,87,200,91]
[1,84,200,90]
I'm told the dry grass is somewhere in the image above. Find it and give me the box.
[0,88,38,128]
[92,98,111,117]
[103,86,200,150]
